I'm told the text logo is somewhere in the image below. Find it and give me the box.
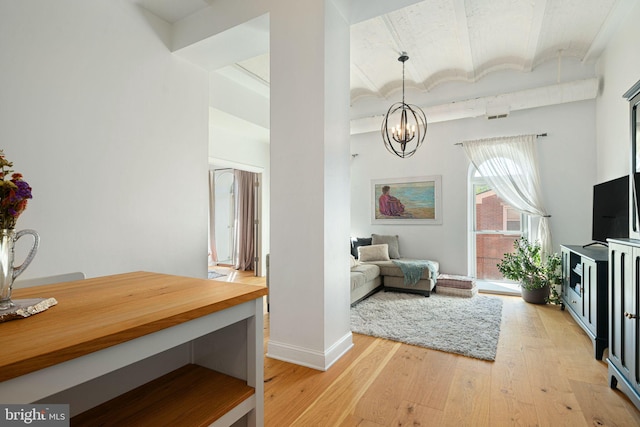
[0,405,68,426]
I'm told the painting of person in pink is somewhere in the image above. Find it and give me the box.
[379,185,405,216]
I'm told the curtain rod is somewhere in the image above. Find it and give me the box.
[454,133,547,146]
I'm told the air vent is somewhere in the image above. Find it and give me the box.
[487,114,508,120]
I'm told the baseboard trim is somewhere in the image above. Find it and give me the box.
[266,332,353,371]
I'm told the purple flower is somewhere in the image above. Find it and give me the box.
[14,180,32,199]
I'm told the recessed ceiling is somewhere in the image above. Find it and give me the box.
[350,0,617,102]
[133,0,635,128]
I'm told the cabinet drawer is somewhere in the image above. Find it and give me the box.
[564,288,581,314]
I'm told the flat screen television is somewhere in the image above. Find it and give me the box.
[592,175,629,245]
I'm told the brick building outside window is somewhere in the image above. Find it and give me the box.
[474,187,523,280]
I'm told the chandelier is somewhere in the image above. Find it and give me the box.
[381,52,427,158]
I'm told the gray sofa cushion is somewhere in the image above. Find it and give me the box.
[350,271,366,289]
[351,263,380,282]
[371,234,400,259]
[350,263,382,303]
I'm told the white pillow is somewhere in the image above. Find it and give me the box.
[349,254,359,269]
[358,244,390,262]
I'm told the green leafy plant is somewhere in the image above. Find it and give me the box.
[497,237,562,304]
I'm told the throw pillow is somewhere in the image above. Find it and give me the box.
[358,244,390,262]
[371,234,400,259]
[349,254,359,269]
[351,237,372,259]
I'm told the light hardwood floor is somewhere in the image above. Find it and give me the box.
[210,268,640,426]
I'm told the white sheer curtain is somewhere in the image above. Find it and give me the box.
[461,134,552,256]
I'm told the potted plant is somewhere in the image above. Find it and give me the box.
[496,238,562,304]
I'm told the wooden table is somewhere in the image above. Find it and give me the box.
[0,271,267,426]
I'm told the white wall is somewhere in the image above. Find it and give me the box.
[351,100,597,275]
[595,1,640,182]
[0,0,209,280]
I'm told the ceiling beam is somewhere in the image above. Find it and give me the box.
[173,14,269,70]
[171,0,268,52]
[452,0,474,79]
[380,14,427,90]
[522,0,547,71]
[335,0,423,24]
[350,78,599,134]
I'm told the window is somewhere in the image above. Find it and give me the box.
[470,166,528,281]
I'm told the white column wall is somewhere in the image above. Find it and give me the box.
[267,0,352,370]
[322,0,352,361]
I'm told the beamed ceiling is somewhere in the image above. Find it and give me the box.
[133,0,634,130]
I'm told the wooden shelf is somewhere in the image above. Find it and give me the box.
[72,364,253,426]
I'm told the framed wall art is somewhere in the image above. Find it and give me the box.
[371,175,442,225]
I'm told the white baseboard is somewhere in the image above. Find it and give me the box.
[266,332,353,371]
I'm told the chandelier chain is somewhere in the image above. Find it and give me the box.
[402,59,406,106]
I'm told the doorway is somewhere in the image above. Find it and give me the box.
[209,167,262,276]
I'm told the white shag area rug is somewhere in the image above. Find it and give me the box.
[351,291,503,361]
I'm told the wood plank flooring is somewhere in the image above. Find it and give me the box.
[211,268,640,426]
[209,265,266,286]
